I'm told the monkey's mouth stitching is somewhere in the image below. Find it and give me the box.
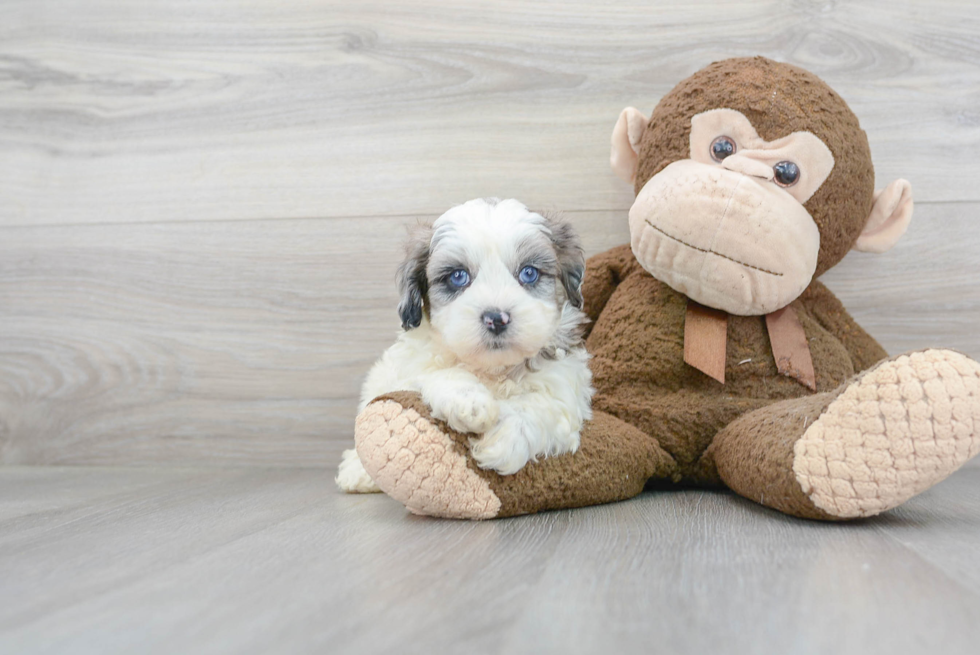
[644,220,783,277]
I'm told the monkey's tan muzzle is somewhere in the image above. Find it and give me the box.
[629,159,820,316]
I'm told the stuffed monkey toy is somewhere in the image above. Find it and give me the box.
[353,56,980,520]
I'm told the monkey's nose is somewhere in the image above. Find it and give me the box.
[721,154,774,181]
[481,310,510,335]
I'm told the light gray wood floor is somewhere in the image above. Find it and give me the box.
[2,466,980,655]
[2,1,980,653]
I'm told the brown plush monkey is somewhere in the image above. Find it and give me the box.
[354,57,980,520]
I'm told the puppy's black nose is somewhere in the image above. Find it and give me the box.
[481,310,510,335]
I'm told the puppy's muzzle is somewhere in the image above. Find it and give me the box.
[481,310,511,335]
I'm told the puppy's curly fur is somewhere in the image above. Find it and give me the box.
[337,198,593,492]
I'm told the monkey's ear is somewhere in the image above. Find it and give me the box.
[853,179,913,253]
[610,107,649,184]
[396,224,433,329]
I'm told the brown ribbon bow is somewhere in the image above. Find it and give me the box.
[683,300,816,391]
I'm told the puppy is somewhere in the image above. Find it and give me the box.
[336,198,593,493]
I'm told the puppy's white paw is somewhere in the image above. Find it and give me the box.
[470,414,532,475]
[336,449,382,493]
[470,409,581,476]
[434,385,500,435]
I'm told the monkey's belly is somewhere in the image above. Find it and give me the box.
[585,271,856,469]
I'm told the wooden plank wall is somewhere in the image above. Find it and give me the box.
[1,0,978,467]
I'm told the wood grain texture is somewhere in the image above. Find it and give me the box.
[1,203,977,467]
[0,210,631,466]
[2,0,980,227]
[1,466,980,654]
[2,5,979,651]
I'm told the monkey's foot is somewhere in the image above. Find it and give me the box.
[355,393,502,519]
[794,349,980,518]
[354,391,677,520]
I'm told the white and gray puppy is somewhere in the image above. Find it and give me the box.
[337,198,594,493]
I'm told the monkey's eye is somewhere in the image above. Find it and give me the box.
[710,136,736,162]
[448,269,471,288]
[773,161,800,187]
[518,266,539,285]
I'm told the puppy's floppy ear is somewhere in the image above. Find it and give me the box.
[544,213,586,308]
[396,222,433,330]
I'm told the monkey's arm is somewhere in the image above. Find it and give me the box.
[799,280,888,373]
[581,244,634,339]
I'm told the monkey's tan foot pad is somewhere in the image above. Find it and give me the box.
[794,349,980,518]
[355,399,502,520]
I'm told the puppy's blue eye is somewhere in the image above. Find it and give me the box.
[518,266,539,285]
[449,269,470,288]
